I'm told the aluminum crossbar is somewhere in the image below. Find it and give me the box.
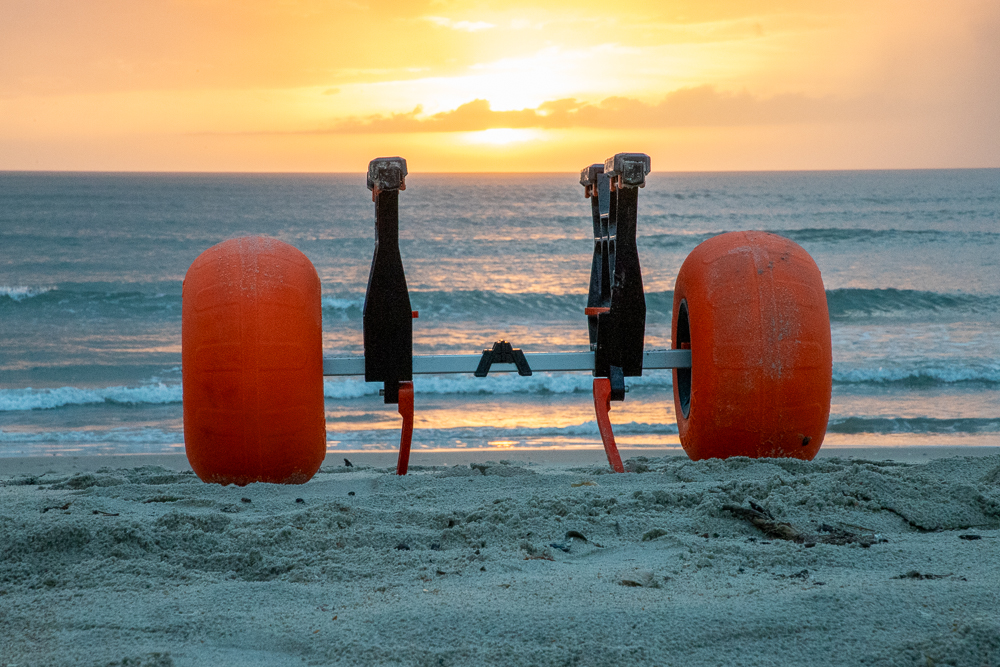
[322,349,690,377]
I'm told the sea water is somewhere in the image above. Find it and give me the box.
[1,169,998,457]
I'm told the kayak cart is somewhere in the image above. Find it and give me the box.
[182,154,832,485]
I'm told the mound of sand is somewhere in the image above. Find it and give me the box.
[2,454,999,666]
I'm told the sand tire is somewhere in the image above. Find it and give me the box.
[672,231,832,460]
[182,236,326,484]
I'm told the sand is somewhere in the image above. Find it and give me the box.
[2,449,999,667]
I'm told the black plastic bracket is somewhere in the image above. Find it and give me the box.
[474,340,532,378]
[604,153,650,188]
[609,365,626,402]
[363,157,412,404]
[581,152,650,400]
[367,156,408,194]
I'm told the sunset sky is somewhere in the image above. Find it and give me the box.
[2,0,998,172]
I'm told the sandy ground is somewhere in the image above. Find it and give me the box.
[2,448,999,666]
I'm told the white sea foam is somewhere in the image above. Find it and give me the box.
[2,374,669,411]
[0,285,55,302]
[833,364,1000,384]
[0,383,182,411]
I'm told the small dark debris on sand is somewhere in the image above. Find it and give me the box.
[772,569,824,584]
[524,555,554,561]
[894,571,952,580]
[959,534,981,540]
[42,502,71,513]
[565,530,603,547]
[722,500,880,547]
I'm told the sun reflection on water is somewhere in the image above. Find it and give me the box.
[488,440,517,448]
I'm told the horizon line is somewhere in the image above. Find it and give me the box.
[3,166,998,176]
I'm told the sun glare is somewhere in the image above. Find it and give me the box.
[463,128,540,145]
[488,440,517,449]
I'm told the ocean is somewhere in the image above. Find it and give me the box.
[1,169,998,457]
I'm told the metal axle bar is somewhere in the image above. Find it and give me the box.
[323,349,690,377]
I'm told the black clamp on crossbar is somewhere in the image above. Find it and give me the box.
[367,156,408,194]
[603,153,651,189]
[474,340,532,377]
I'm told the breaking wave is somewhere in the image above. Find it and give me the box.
[832,364,1000,386]
[0,384,183,411]
[0,285,56,302]
[826,289,1000,320]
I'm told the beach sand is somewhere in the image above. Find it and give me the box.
[2,448,999,666]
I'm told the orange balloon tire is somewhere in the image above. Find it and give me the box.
[182,236,326,485]
[672,231,832,460]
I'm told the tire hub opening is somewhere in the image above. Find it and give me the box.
[675,299,692,419]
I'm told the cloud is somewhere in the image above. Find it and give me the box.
[424,16,496,32]
[324,86,851,133]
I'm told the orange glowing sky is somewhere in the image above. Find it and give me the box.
[2,0,998,172]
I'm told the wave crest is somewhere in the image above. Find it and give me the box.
[0,285,55,302]
[833,365,1000,386]
[0,383,182,411]
[827,288,1000,320]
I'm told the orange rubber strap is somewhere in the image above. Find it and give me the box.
[395,382,414,475]
[593,378,625,473]
[585,307,610,316]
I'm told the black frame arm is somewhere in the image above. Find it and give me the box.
[582,153,651,401]
[363,157,413,404]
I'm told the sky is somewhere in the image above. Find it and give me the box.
[1,0,998,172]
